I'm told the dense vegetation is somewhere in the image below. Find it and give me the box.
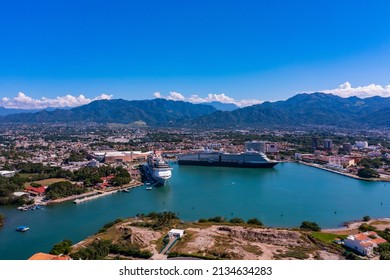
[45,181,86,200]
[358,158,385,169]
[299,221,321,232]
[0,175,32,205]
[70,239,152,260]
[16,162,73,181]
[197,216,264,227]
[375,242,390,260]
[229,217,245,224]
[98,218,124,233]
[357,168,380,178]
[50,239,72,255]
[70,239,112,260]
[110,243,152,259]
[247,218,264,226]
[109,167,131,186]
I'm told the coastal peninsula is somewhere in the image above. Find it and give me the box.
[59,213,390,261]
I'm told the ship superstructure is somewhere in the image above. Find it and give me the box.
[177,151,278,168]
[144,153,172,186]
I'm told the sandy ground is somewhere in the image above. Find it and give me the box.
[72,217,390,260]
[171,225,342,260]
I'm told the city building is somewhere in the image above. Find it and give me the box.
[355,141,369,149]
[343,231,386,256]
[343,142,352,153]
[95,151,149,163]
[25,186,46,197]
[245,141,266,153]
[266,143,278,153]
[0,170,16,177]
[327,157,355,168]
[323,139,333,151]
[312,137,320,151]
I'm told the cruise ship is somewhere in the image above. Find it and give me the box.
[177,151,278,168]
[144,154,172,186]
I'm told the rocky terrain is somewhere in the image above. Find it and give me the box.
[70,216,346,260]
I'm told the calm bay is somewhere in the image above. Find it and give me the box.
[1,162,390,260]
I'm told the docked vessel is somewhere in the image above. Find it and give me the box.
[144,154,172,186]
[177,151,278,168]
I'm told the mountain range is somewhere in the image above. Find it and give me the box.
[0,99,217,126]
[191,93,390,129]
[0,93,389,128]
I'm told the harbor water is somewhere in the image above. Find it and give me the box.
[1,162,390,259]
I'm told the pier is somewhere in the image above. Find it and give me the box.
[73,181,144,204]
[74,190,119,204]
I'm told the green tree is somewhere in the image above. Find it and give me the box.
[50,239,72,255]
[358,223,376,232]
[362,216,371,222]
[45,181,85,200]
[229,217,245,224]
[109,167,131,186]
[70,239,112,260]
[357,168,380,178]
[207,216,225,223]
[299,221,321,232]
[375,243,390,260]
[247,218,263,226]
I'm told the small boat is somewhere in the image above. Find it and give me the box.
[16,226,30,232]
[145,182,151,186]
[146,187,152,190]
[122,188,130,193]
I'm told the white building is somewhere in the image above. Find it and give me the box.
[355,141,369,149]
[266,143,278,153]
[245,141,266,153]
[0,170,16,177]
[344,231,386,256]
[168,229,185,238]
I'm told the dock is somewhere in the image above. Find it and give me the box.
[74,190,119,204]
[73,181,144,204]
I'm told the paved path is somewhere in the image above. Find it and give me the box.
[160,237,178,255]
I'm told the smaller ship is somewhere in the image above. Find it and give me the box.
[146,186,152,190]
[144,153,172,186]
[16,226,30,232]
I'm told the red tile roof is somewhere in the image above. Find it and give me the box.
[26,186,46,194]
[28,253,71,260]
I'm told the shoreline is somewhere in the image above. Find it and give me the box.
[46,181,144,205]
[295,161,390,182]
[322,217,390,233]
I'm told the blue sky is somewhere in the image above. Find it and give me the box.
[1,0,390,108]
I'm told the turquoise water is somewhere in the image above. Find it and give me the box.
[1,162,390,260]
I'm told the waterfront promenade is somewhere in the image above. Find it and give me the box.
[47,180,143,204]
[297,161,390,182]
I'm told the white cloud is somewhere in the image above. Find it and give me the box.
[0,92,112,109]
[155,91,262,107]
[316,82,390,98]
[166,91,185,101]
